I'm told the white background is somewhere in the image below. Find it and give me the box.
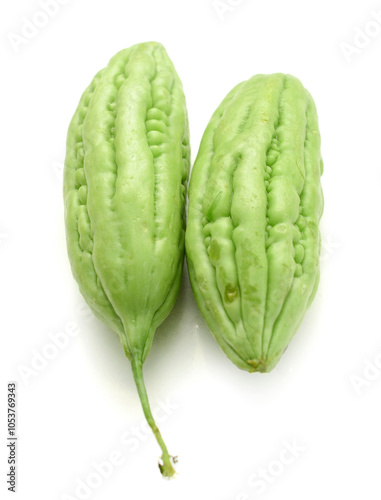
[1,0,381,499]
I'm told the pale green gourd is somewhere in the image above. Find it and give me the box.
[64,42,190,477]
[186,74,323,373]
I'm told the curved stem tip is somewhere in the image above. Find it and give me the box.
[131,356,176,478]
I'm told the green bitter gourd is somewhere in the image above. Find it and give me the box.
[64,42,190,477]
[186,73,323,373]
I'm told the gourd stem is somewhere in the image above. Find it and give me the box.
[131,355,176,478]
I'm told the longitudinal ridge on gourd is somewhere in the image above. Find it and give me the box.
[64,42,190,478]
[186,72,323,374]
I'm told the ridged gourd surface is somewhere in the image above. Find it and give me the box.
[64,42,190,362]
[186,73,323,373]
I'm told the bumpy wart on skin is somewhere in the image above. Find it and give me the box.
[186,73,323,373]
[64,42,190,477]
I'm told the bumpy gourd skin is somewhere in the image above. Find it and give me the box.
[186,74,323,373]
[64,42,190,477]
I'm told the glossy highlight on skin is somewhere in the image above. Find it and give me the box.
[186,73,323,373]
